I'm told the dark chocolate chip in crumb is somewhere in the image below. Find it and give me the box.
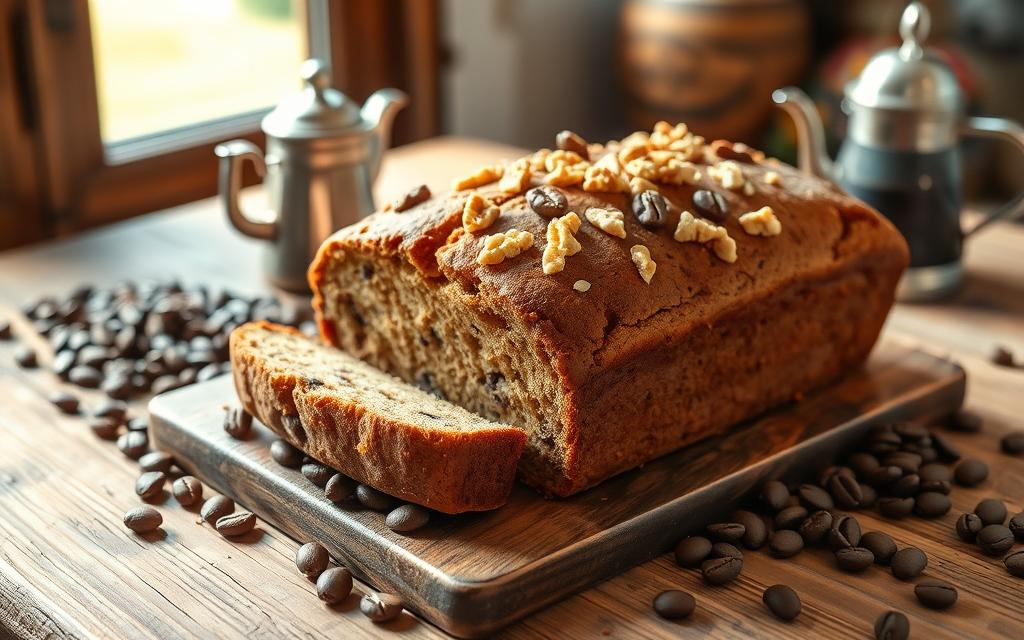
[526,185,568,218]
[392,184,431,212]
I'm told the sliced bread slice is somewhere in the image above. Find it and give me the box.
[229,321,526,513]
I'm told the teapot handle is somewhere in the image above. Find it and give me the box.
[961,117,1024,237]
[214,140,277,241]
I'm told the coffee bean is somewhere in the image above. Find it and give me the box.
[138,451,174,473]
[869,431,902,456]
[860,531,897,565]
[126,417,149,432]
[151,374,181,394]
[296,541,330,579]
[919,479,951,495]
[0,319,11,340]
[123,506,162,533]
[270,439,304,468]
[977,524,1014,556]
[215,511,256,537]
[49,391,80,415]
[392,184,431,212]
[1004,550,1024,577]
[555,130,589,159]
[302,462,335,488]
[929,432,961,462]
[386,504,430,532]
[828,515,862,550]
[317,566,353,604]
[955,513,984,542]
[93,399,128,421]
[360,592,404,623]
[769,529,804,558]
[847,452,880,477]
[14,346,38,369]
[866,465,903,487]
[731,510,767,549]
[706,522,745,544]
[1009,512,1024,541]
[172,476,203,506]
[675,536,712,567]
[914,492,951,518]
[828,474,863,510]
[887,474,920,498]
[918,463,952,483]
[796,483,834,511]
[836,546,874,572]
[992,345,1016,367]
[356,484,394,511]
[950,409,982,433]
[200,495,235,525]
[135,471,166,501]
[653,590,696,620]
[914,578,957,609]
[774,505,808,530]
[798,510,833,545]
[1001,432,1024,456]
[874,610,910,640]
[975,498,1007,526]
[324,473,356,502]
[878,496,915,519]
[762,584,801,621]
[760,480,790,512]
[859,483,878,507]
[631,190,668,228]
[117,431,149,459]
[526,185,568,218]
[223,406,253,439]
[891,547,927,580]
[89,417,121,440]
[710,542,742,560]
[52,350,76,379]
[894,422,929,441]
[954,458,988,487]
[701,555,742,584]
[884,452,922,475]
[691,189,729,222]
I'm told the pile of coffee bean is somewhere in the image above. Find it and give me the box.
[295,540,405,622]
[13,280,313,398]
[952,497,1024,577]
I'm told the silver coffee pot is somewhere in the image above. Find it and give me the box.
[216,59,407,292]
[773,2,1024,301]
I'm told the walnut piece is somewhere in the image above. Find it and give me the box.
[542,212,582,275]
[673,211,738,263]
[708,160,745,191]
[573,279,591,292]
[584,206,627,239]
[583,165,629,193]
[544,164,586,188]
[477,229,534,266]
[462,192,500,233]
[764,171,781,186]
[739,206,782,237]
[453,165,503,191]
[499,158,532,194]
[628,176,657,196]
[544,149,587,172]
[630,244,656,284]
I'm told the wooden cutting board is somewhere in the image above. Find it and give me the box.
[149,338,964,638]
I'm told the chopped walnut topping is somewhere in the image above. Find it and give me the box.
[544,164,586,188]
[630,244,656,284]
[622,157,659,181]
[708,160,745,191]
[499,158,532,194]
[628,176,657,196]
[710,139,763,164]
[462,192,500,233]
[544,149,588,173]
[764,171,781,186]
[542,212,582,275]
[477,229,534,265]
[656,158,702,185]
[453,165,503,191]
[528,148,552,172]
[742,182,755,196]
[583,165,629,193]
[673,211,738,263]
[739,206,782,236]
[573,279,591,292]
[584,206,627,238]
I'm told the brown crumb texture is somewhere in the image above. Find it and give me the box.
[229,322,526,513]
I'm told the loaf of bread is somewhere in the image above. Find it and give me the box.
[309,123,909,498]
[230,321,526,513]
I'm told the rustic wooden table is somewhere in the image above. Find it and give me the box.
[1,137,1022,639]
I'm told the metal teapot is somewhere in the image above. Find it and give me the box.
[773,2,1024,301]
[216,59,407,292]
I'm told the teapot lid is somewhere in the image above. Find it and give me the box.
[262,59,363,139]
[845,2,961,113]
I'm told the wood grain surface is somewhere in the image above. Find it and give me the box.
[0,137,1022,639]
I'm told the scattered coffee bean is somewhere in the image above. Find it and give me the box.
[828,473,863,510]
[93,399,128,421]
[631,190,668,228]
[706,522,745,544]
[847,452,880,477]
[316,566,353,604]
[884,452,922,475]
[691,189,729,223]
[835,546,874,572]
[914,491,951,518]
[919,479,951,495]
[799,510,833,545]
[296,541,330,579]
[769,529,804,558]
[774,505,808,530]
[223,406,253,439]
[887,474,920,499]
[874,610,910,640]
[123,506,162,534]
[360,592,404,623]
[69,366,102,388]
[526,185,568,218]
[391,184,431,212]
[878,497,915,519]
[891,547,927,580]
[138,451,175,473]
[929,432,961,462]
[977,524,1014,556]
[324,473,356,502]
[710,542,743,560]
[135,471,167,500]
[860,532,897,565]
[955,513,984,542]
[356,484,394,511]
[14,345,38,368]
[701,556,742,585]
[270,439,304,468]
[653,590,696,620]
[918,463,952,483]
[48,391,80,415]
[859,483,878,507]
[675,536,712,567]
[200,495,235,525]
[301,462,335,488]
[991,345,1016,367]
[760,480,790,512]
[172,476,203,507]
[954,458,988,487]
[117,431,149,459]
[1004,550,1024,577]
[215,511,256,537]
[974,498,1007,526]
[555,129,589,159]
[126,417,148,432]
[1000,432,1024,456]
[0,319,11,340]
[798,483,834,511]
[89,417,121,440]
[950,409,982,433]
[762,584,801,621]
[731,510,767,549]
[828,515,862,550]
[52,350,76,379]
[386,504,430,533]
[914,578,957,609]
[866,465,903,488]
[1008,512,1024,541]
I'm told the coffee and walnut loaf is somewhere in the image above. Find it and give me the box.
[309,123,909,498]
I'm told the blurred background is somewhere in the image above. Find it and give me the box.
[1,0,1022,250]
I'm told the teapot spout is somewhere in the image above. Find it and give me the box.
[362,88,409,183]
[772,87,834,181]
